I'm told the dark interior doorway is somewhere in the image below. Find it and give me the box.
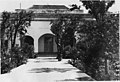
[44,36,53,52]
[24,36,34,45]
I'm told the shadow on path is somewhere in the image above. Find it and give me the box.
[28,68,77,73]
[60,77,94,81]
[27,57,95,81]
[76,77,94,81]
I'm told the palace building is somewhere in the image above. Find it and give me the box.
[1,5,93,56]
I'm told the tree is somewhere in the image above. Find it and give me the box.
[51,1,118,80]
[1,10,33,49]
[50,16,64,61]
[11,10,33,47]
[50,14,81,61]
[1,11,12,56]
[80,0,115,22]
[67,0,118,80]
[76,13,118,79]
[1,10,33,74]
[80,0,117,74]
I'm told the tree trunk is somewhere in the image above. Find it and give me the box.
[12,27,18,48]
[57,43,62,61]
[105,58,109,74]
[58,46,62,61]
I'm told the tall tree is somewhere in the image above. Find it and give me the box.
[76,13,118,79]
[11,10,33,47]
[80,0,116,74]
[51,16,64,61]
[1,12,11,54]
[1,10,33,74]
[50,14,81,61]
[67,0,118,80]
[1,10,33,53]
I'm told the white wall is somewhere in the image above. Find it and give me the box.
[15,20,57,53]
[26,21,53,52]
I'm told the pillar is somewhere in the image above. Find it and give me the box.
[34,37,38,53]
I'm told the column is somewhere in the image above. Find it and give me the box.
[34,37,38,53]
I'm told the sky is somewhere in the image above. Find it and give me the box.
[0,0,120,13]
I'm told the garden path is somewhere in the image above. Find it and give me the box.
[0,57,94,82]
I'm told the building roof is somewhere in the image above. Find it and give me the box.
[29,5,69,9]
[33,13,92,19]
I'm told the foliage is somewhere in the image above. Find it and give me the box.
[1,43,34,74]
[50,14,81,60]
[73,0,118,80]
[50,17,63,61]
[1,11,33,48]
[80,0,115,22]
[1,45,25,74]
[21,43,35,58]
[1,11,33,74]
[50,0,118,80]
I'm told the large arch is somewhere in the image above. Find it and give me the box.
[38,33,57,56]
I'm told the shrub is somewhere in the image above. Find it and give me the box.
[1,44,34,74]
[21,43,34,58]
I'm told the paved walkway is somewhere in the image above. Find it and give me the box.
[0,57,94,82]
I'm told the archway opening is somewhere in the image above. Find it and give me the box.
[38,33,57,56]
[23,36,34,46]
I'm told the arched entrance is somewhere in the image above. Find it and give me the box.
[22,36,34,46]
[38,34,57,56]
